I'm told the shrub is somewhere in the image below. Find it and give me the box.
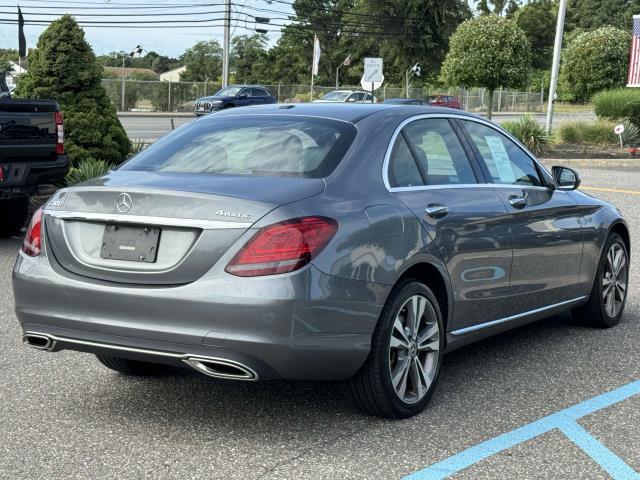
[66,158,113,186]
[15,15,130,166]
[621,119,640,146]
[558,120,617,146]
[593,88,640,127]
[129,139,148,155]
[560,27,629,102]
[501,114,549,155]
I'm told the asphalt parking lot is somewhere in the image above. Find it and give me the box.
[1,167,638,480]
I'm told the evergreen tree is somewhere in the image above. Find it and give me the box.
[15,15,130,165]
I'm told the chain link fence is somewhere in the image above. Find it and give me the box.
[102,79,545,114]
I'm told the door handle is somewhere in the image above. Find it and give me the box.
[508,194,528,208]
[425,205,449,218]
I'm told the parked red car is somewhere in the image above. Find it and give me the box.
[427,94,462,109]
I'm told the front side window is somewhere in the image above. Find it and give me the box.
[321,91,350,101]
[402,119,477,186]
[120,116,356,178]
[215,86,242,97]
[462,121,543,187]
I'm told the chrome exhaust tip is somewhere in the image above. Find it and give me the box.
[23,333,56,351]
[183,357,258,381]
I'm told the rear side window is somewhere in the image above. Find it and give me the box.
[250,88,267,97]
[462,121,542,187]
[403,119,476,185]
[120,116,357,178]
[388,136,424,188]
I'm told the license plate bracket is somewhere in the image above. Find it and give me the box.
[100,224,160,263]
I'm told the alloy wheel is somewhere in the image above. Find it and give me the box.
[603,243,628,318]
[388,295,440,404]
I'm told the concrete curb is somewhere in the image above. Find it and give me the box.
[540,158,640,167]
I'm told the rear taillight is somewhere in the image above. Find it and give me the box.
[22,207,43,257]
[225,216,338,277]
[54,111,64,155]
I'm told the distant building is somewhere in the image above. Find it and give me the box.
[6,61,26,88]
[159,66,186,82]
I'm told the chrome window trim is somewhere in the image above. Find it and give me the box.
[450,296,587,336]
[382,113,553,192]
[44,210,252,230]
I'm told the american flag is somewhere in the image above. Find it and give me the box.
[628,16,640,86]
[342,55,352,66]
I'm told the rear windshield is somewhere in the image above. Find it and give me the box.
[119,115,357,178]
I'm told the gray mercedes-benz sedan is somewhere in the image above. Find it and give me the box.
[13,104,630,418]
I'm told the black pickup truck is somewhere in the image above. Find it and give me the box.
[0,75,68,237]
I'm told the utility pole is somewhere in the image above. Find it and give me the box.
[222,0,231,88]
[545,0,568,133]
[121,53,126,111]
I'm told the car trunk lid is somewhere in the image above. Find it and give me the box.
[44,171,325,285]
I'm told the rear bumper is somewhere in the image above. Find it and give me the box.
[13,251,388,380]
[0,155,69,198]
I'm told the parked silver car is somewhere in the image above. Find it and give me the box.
[14,104,629,418]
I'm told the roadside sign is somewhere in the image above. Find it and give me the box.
[615,124,625,148]
[360,74,384,92]
[363,57,383,83]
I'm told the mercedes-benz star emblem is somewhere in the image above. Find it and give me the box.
[116,193,133,213]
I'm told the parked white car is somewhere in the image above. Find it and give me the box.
[313,90,377,103]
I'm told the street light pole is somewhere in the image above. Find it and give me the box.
[222,0,231,88]
[545,0,568,133]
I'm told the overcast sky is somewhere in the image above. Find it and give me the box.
[0,0,291,58]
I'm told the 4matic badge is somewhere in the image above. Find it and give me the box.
[215,209,251,219]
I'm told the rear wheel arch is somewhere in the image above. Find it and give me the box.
[393,262,451,333]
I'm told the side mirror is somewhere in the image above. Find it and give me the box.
[552,165,581,191]
[238,93,248,99]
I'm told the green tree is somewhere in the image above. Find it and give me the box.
[360,0,471,83]
[560,26,630,102]
[475,0,520,16]
[15,15,130,165]
[441,15,531,119]
[231,34,271,84]
[516,0,556,69]
[0,61,12,76]
[566,0,640,31]
[180,40,223,82]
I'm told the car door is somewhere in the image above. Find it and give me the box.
[249,88,266,105]
[236,88,252,107]
[386,116,514,332]
[459,119,584,313]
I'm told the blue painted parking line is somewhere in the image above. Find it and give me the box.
[404,380,640,480]
[558,421,639,480]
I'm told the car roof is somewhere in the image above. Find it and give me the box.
[207,102,481,124]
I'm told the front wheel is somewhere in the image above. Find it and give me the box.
[573,233,629,328]
[347,280,444,419]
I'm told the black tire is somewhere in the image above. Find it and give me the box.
[347,279,445,419]
[95,354,170,376]
[572,233,629,328]
[0,198,29,238]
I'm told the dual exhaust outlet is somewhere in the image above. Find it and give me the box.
[23,333,257,381]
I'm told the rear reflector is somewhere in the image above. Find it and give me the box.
[22,207,43,257]
[225,216,338,277]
